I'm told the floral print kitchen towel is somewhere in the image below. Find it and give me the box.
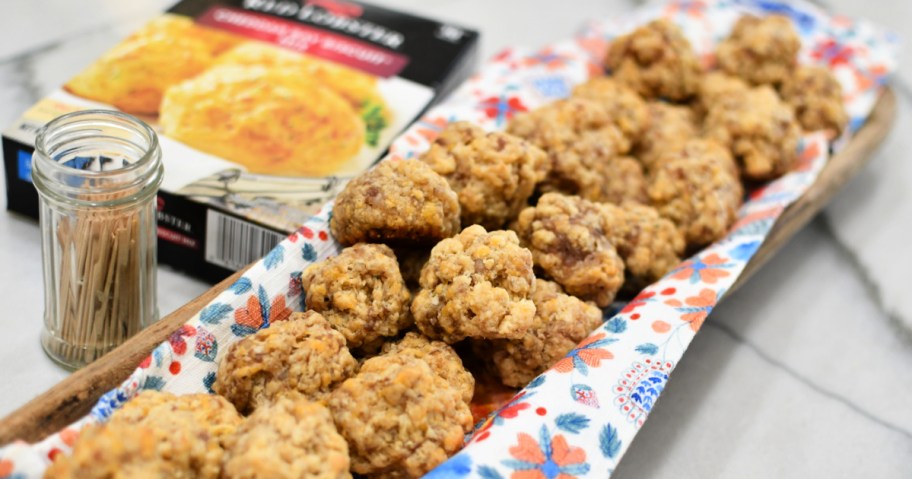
[0,0,897,477]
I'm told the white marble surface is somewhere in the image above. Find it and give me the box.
[0,0,910,476]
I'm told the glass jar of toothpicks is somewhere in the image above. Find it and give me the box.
[32,110,163,369]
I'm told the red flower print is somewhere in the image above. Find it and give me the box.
[270,295,292,324]
[167,325,196,355]
[664,0,707,17]
[621,290,655,314]
[471,391,534,442]
[410,116,449,145]
[471,418,495,443]
[194,327,218,363]
[673,288,717,332]
[231,286,292,337]
[499,400,531,420]
[510,433,546,468]
[795,141,821,172]
[478,96,528,126]
[669,253,733,284]
[59,428,79,447]
[504,426,590,478]
[552,333,615,375]
[811,39,854,67]
[585,60,603,78]
[471,391,533,444]
[522,47,570,70]
[571,384,599,408]
[288,273,303,299]
[651,320,671,334]
[493,48,514,63]
[497,391,532,421]
[0,459,13,477]
[574,36,608,69]
[731,205,784,231]
[233,294,263,333]
[469,390,535,444]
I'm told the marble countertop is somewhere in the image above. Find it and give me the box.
[0,0,909,476]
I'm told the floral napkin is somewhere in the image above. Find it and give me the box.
[0,0,897,477]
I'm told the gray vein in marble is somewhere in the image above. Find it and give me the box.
[0,62,43,129]
[0,37,84,110]
[891,76,912,104]
[0,41,57,69]
[9,56,42,107]
[817,215,912,340]
[0,19,126,67]
[704,318,912,441]
[814,77,912,339]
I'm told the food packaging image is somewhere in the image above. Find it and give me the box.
[2,0,479,282]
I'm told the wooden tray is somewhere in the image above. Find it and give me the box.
[0,88,897,446]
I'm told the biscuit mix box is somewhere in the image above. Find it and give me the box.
[3,0,478,282]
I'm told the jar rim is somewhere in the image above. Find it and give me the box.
[34,109,160,178]
[32,109,163,207]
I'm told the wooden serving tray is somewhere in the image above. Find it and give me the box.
[0,88,897,446]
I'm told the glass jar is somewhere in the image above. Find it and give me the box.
[32,110,163,369]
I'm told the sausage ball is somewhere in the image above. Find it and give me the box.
[605,19,702,101]
[703,85,801,180]
[648,139,744,247]
[329,354,472,478]
[221,396,351,479]
[330,159,461,245]
[484,279,604,387]
[779,65,849,136]
[419,121,548,229]
[213,311,358,414]
[302,243,412,349]
[716,15,801,86]
[514,193,625,307]
[411,225,536,343]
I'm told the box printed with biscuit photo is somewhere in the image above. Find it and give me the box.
[3,0,478,281]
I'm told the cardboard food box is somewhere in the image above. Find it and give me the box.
[2,0,478,282]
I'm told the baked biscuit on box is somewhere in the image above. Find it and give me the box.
[160,66,364,176]
[64,14,240,115]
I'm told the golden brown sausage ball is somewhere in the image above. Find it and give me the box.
[779,65,849,136]
[648,139,743,247]
[703,85,801,180]
[716,15,801,86]
[221,396,351,479]
[514,193,625,307]
[329,354,472,478]
[330,160,461,246]
[213,311,358,414]
[302,243,412,349]
[605,19,702,101]
[419,121,549,229]
[484,279,604,387]
[411,225,536,343]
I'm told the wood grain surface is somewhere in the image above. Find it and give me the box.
[731,89,896,291]
[0,88,896,446]
[0,265,250,445]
